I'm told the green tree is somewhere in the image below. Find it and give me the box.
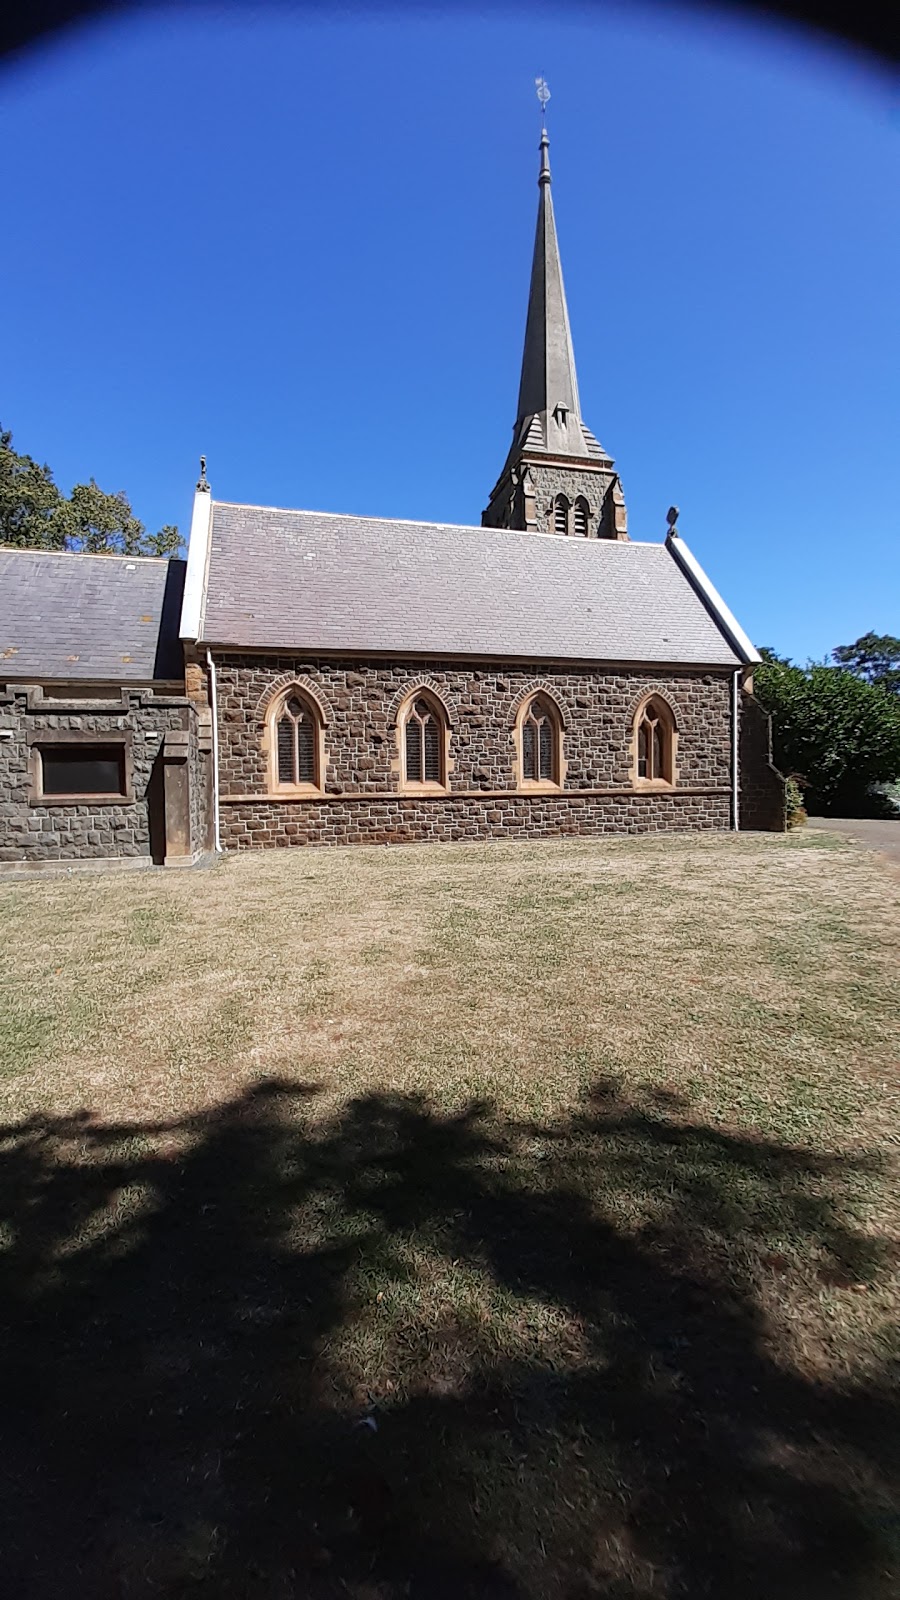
[832,632,900,695]
[754,657,900,815]
[142,523,182,558]
[0,426,181,558]
[0,428,68,549]
[64,480,147,555]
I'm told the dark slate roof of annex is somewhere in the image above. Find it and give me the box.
[202,503,740,666]
[0,549,186,681]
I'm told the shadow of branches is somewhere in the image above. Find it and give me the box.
[0,1078,896,1598]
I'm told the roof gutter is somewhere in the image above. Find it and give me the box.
[665,531,760,666]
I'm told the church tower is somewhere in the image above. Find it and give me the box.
[482,127,628,540]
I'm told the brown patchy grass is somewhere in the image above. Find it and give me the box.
[0,831,898,1598]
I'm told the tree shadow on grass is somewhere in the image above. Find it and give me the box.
[0,1077,896,1598]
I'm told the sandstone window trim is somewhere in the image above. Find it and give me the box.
[632,693,678,790]
[397,688,450,793]
[514,692,565,791]
[29,730,133,805]
[266,685,326,796]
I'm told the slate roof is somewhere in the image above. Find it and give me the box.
[0,549,186,681]
[200,502,741,666]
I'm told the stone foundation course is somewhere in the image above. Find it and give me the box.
[221,790,732,850]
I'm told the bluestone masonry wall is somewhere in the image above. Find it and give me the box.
[0,686,210,865]
[214,654,745,848]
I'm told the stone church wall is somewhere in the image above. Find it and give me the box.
[739,690,785,832]
[214,653,743,849]
[0,686,209,867]
[223,790,732,849]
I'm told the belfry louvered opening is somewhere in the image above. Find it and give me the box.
[553,495,570,536]
[402,695,446,788]
[519,693,561,785]
[273,692,320,788]
[573,497,589,538]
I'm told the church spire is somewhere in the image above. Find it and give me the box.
[482,112,628,539]
[515,125,587,455]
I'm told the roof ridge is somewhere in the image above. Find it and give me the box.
[0,545,175,564]
[211,501,660,547]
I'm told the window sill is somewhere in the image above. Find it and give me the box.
[269,784,324,798]
[399,782,448,795]
[632,778,676,792]
[31,793,132,806]
[517,781,562,794]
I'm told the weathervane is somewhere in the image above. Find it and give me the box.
[535,77,550,120]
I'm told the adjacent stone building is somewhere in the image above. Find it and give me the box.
[0,127,783,868]
[0,551,212,868]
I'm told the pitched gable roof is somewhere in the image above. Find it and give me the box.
[197,501,744,667]
[0,549,185,681]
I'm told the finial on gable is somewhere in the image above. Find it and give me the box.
[197,455,210,493]
[666,505,680,538]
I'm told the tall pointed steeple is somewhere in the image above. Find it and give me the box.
[482,124,628,539]
[515,126,592,460]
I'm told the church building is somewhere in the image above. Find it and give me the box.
[0,129,784,869]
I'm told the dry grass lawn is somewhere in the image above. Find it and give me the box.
[0,831,898,1598]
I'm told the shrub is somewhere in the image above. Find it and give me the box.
[754,660,900,816]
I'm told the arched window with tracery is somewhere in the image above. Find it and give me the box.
[400,692,448,789]
[553,495,570,536]
[269,688,323,791]
[573,497,589,538]
[517,692,563,787]
[633,695,676,787]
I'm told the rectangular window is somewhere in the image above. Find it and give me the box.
[38,743,127,799]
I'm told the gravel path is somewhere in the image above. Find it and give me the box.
[807,816,900,865]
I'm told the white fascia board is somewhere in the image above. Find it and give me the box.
[180,488,213,641]
[666,533,760,665]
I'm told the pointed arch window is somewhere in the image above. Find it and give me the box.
[517,692,564,789]
[573,497,589,538]
[553,495,570,536]
[269,688,324,792]
[633,695,677,788]
[400,692,448,790]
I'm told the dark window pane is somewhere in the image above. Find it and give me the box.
[423,717,441,783]
[405,717,422,781]
[539,719,553,780]
[41,744,125,797]
[522,721,536,780]
[277,716,295,784]
[653,723,665,782]
[286,696,304,717]
[296,717,316,783]
[638,724,648,778]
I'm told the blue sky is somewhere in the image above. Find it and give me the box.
[2,4,897,661]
